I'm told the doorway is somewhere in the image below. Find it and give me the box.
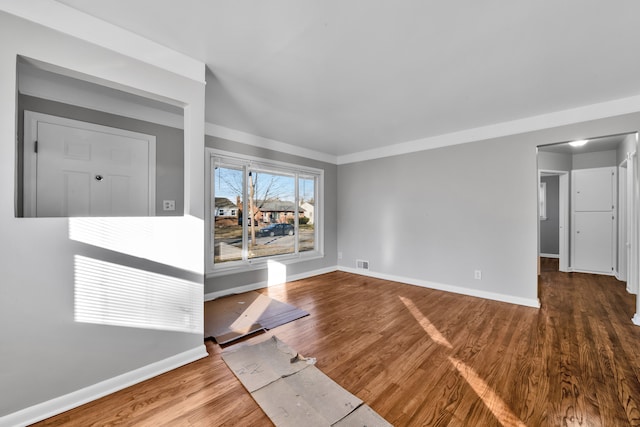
[537,132,638,278]
[539,170,569,271]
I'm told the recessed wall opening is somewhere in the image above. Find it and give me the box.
[537,132,639,317]
[15,56,186,218]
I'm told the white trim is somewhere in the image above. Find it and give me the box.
[632,313,640,326]
[23,111,157,217]
[571,268,616,276]
[204,266,337,301]
[205,122,337,165]
[0,345,207,427]
[0,0,204,83]
[538,169,570,272]
[540,253,560,259]
[337,266,541,308]
[337,94,640,165]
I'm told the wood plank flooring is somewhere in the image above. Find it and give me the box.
[33,260,640,426]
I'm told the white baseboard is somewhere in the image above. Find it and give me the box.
[540,253,560,259]
[204,266,338,301]
[337,266,541,308]
[571,268,616,276]
[1,345,208,427]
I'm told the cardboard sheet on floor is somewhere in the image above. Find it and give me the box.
[222,336,393,427]
[204,291,309,344]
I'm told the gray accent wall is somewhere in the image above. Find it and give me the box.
[17,94,184,217]
[538,151,571,171]
[337,113,640,305]
[572,149,617,169]
[204,135,338,295]
[540,175,560,255]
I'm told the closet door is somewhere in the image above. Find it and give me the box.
[573,211,615,273]
[573,167,615,211]
[571,167,616,275]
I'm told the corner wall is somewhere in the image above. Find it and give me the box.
[0,10,206,423]
[337,114,640,307]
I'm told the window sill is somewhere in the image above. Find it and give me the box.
[205,251,324,278]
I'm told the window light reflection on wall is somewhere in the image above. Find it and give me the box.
[69,216,203,274]
[74,255,203,334]
[267,260,287,286]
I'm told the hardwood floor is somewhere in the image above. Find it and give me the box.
[33,261,640,426]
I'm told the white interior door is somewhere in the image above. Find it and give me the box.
[24,111,156,217]
[571,167,616,275]
[573,167,615,211]
[573,211,615,274]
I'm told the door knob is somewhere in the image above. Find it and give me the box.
[95,175,103,181]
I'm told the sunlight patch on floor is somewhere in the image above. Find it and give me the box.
[399,296,452,349]
[400,295,525,426]
[229,294,272,334]
[448,356,526,427]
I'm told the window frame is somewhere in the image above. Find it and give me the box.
[205,148,324,276]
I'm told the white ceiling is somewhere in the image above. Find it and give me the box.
[55,1,640,159]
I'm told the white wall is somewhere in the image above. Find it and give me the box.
[337,114,640,307]
[0,10,206,424]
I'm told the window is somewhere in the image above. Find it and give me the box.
[206,149,323,273]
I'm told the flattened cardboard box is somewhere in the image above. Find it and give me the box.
[222,336,393,427]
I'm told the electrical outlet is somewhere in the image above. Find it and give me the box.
[163,200,175,211]
[474,270,482,280]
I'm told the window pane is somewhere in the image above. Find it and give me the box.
[247,170,295,260]
[299,176,315,252]
[213,165,243,263]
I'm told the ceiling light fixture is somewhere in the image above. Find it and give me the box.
[569,139,588,147]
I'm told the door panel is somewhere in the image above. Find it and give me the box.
[36,121,150,217]
[571,166,616,275]
[573,211,614,273]
[573,167,615,211]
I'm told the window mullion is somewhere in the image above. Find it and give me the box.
[242,164,249,262]
[294,173,299,254]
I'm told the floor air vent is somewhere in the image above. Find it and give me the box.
[356,259,369,270]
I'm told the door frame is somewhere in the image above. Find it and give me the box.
[23,111,156,216]
[618,158,628,283]
[627,151,639,295]
[539,169,570,272]
[570,166,617,275]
